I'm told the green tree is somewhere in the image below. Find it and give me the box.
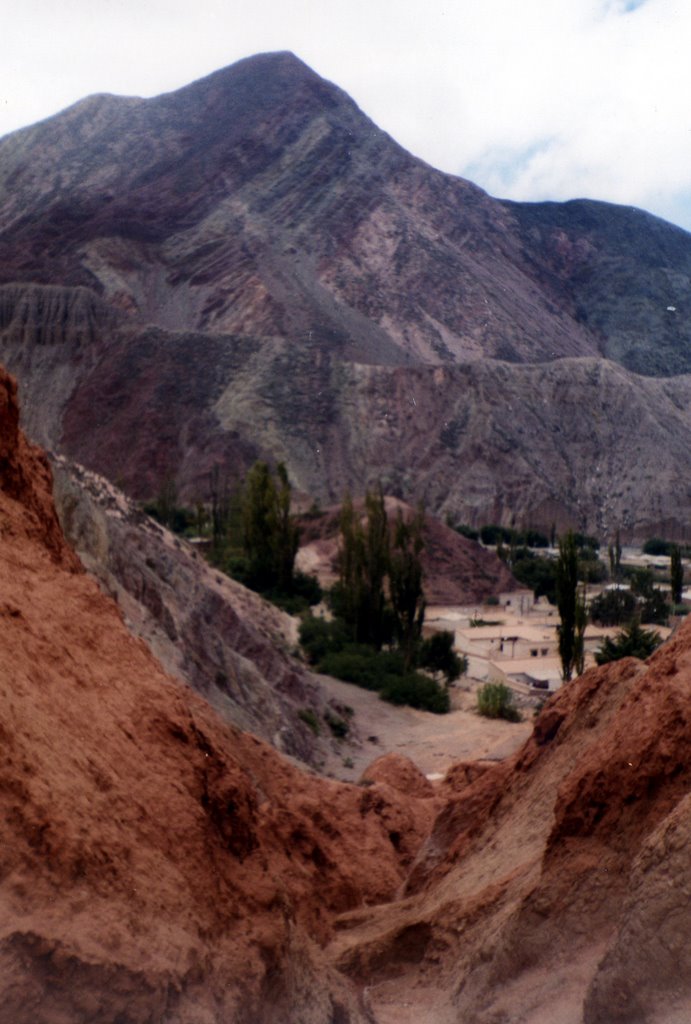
[419,630,465,686]
[209,465,234,553]
[595,619,661,665]
[574,583,587,676]
[336,489,390,649]
[242,461,299,593]
[671,545,684,605]
[589,587,637,626]
[389,507,426,669]
[608,528,622,583]
[556,531,580,681]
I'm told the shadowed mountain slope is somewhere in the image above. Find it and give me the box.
[1,52,690,536]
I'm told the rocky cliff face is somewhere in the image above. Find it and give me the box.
[50,456,355,768]
[0,53,690,537]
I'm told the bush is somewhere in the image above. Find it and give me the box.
[595,620,662,665]
[480,524,513,545]
[572,532,600,552]
[512,555,557,603]
[578,558,607,584]
[643,537,673,556]
[639,588,670,626]
[523,529,550,548]
[291,570,323,605]
[380,673,450,714]
[589,588,637,626]
[477,683,521,722]
[323,709,349,738]
[144,500,196,535]
[419,630,466,684]
[318,646,390,690]
[455,524,480,541]
[316,643,450,713]
[298,708,320,735]
[299,615,349,665]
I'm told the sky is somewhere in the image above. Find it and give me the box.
[4,0,691,231]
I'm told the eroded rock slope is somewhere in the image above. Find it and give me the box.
[0,53,690,535]
[0,365,442,1023]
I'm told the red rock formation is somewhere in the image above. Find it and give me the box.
[3,359,691,1023]
[0,365,438,1022]
[329,626,691,1023]
[296,496,519,604]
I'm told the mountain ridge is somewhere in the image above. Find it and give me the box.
[1,51,690,536]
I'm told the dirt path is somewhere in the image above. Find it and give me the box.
[318,675,533,781]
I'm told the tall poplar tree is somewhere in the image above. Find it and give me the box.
[242,461,299,593]
[337,488,390,648]
[670,545,684,606]
[556,531,580,681]
[389,506,426,669]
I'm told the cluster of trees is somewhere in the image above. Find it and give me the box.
[300,490,465,714]
[470,521,685,677]
[147,462,321,613]
[554,531,691,675]
[146,474,686,685]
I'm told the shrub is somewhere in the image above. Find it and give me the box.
[316,642,450,713]
[578,558,607,584]
[512,555,557,603]
[572,532,600,552]
[323,709,349,738]
[477,683,521,722]
[299,615,348,664]
[589,588,637,626]
[639,588,670,625]
[317,647,387,690]
[291,570,323,606]
[595,620,662,665]
[298,708,320,735]
[523,529,549,548]
[380,673,450,714]
[419,630,466,684]
[455,524,480,541]
[643,537,673,556]
[480,524,513,545]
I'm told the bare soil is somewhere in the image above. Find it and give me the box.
[318,674,533,782]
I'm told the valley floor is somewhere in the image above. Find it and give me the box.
[317,672,532,782]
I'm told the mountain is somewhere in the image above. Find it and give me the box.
[3,359,691,1022]
[0,51,690,536]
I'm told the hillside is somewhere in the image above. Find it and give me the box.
[0,52,690,536]
[0,365,440,1023]
[2,359,691,1022]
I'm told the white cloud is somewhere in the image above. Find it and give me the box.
[2,0,691,230]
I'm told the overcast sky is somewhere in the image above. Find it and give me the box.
[4,0,691,231]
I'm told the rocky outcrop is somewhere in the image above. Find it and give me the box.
[328,625,691,1023]
[0,363,440,1022]
[0,370,78,567]
[0,54,690,535]
[3,358,691,1022]
[50,455,362,769]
